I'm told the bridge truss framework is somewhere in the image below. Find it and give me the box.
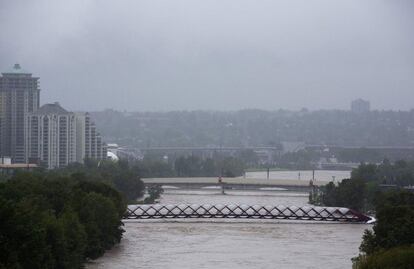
[125,204,372,223]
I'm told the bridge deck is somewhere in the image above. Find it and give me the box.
[143,177,330,187]
[125,204,372,223]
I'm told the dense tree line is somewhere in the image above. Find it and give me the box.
[274,150,315,170]
[310,160,414,211]
[174,156,244,177]
[310,178,367,211]
[0,173,125,268]
[127,155,245,178]
[309,161,414,267]
[0,160,147,268]
[58,159,145,201]
[351,160,414,187]
[353,191,414,268]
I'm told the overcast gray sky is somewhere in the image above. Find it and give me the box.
[0,0,413,111]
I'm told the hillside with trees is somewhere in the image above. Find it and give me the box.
[90,109,414,148]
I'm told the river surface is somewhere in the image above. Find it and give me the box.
[88,189,367,269]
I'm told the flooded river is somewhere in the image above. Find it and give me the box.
[88,189,367,269]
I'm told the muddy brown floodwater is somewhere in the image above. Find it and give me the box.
[88,190,368,269]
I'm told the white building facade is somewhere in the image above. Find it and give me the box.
[26,103,106,169]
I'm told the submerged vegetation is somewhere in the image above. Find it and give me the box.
[143,184,164,204]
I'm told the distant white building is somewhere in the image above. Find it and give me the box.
[107,151,119,161]
[351,99,370,113]
[106,143,119,161]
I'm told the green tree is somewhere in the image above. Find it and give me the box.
[74,192,123,259]
[0,198,56,269]
[144,184,164,203]
[58,209,87,268]
[0,171,127,268]
[354,191,414,268]
[360,191,414,255]
[351,163,378,182]
[221,157,245,177]
[318,178,366,211]
[354,246,414,269]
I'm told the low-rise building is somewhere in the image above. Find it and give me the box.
[0,156,37,175]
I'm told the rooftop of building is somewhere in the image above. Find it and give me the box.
[2,63,32,75]
[34,102,71,115]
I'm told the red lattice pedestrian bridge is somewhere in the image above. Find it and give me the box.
[125,204,373,223]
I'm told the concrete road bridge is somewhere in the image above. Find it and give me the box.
[142,177,329,192]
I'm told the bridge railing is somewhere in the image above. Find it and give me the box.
[125,204,372,223]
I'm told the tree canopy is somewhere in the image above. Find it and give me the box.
[0,162,141,269]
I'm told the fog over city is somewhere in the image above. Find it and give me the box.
[0,0,413,111]
[3,2,414,268]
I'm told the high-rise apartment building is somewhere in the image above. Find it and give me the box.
[26,103,77,169]
[0,64,40,163]
[26,104,107,169]
[351,99,370,113]
[75,112,106,163]
[1,64,107,168]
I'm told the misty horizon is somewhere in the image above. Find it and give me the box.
[1,0,413,111]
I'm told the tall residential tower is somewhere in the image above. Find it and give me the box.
[351,99,370,113]
[0,64,40,163]
[1,64,107,168]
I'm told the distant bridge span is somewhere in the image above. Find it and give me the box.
[142,177,329,191]
[137,146,281,151]
[125,204,372,223]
